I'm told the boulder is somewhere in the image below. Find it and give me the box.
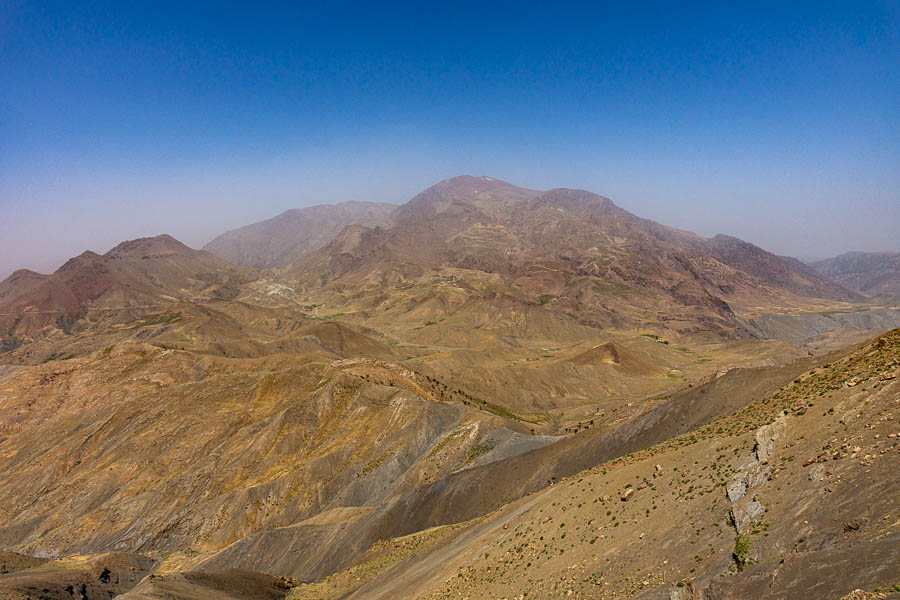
[808,464,826,481]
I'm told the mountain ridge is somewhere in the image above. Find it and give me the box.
[278,176,861,339]
[204,201,396,268]
[812,250,900,300]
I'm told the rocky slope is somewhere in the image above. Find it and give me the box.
[0,341,556,578]
[284,329,900,600]
[696,234,865,303]
[2,326,878,599]
[741,307,900,344]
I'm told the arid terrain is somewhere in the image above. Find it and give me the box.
[1,177,898,599]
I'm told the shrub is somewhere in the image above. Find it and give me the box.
[733,534,754,570]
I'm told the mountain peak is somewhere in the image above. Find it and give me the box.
[392,175,541,223]
[105,234,193,259]
[424,175,537,197]
[203,203,395,268]
[55,250,102,274]
[812,250,900,297]
[2,269,49,284]
[711,233,743,243]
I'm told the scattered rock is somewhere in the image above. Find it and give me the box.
[843,518,867,532]
[621,488,634,502]
[669,581,702,599]
[808,464,826,481]
[840,589,887,600]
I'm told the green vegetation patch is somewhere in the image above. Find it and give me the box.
[464,440,497,465]
[733,534,755,570]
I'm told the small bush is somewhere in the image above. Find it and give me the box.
[733,534,754,570]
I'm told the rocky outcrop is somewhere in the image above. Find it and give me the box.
[726,416,785,534]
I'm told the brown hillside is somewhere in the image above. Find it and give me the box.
[0,235,256,348]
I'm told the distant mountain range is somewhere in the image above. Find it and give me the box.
[1,176,890,355]
[203,201,395,268]
[811,251,900,301]
[1,176,899,600]
[207,175,864,303]
[271,176,865,342]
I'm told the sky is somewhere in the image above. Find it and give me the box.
[1,1,898,277]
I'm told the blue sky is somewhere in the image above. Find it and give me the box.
[1,1,898,276]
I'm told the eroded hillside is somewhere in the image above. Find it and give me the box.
[286,329,900,600]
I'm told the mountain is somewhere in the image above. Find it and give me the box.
[282,177,862,338]
[0,269,50,302]
[693,234,865,303]
[494,183,863,303]
[264,176,899,413]
[203,201,396,268]
[812,251,900,299]
[0,234,255,349]
[1,176,898,600]
[539,195,865,303]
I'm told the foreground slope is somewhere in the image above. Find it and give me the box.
[290,329,900,600]
[3,330,881,600]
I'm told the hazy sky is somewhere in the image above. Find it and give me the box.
[1,1,898,278]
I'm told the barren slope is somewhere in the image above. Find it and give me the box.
[0,340,556,582]
[291,329,900,600]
